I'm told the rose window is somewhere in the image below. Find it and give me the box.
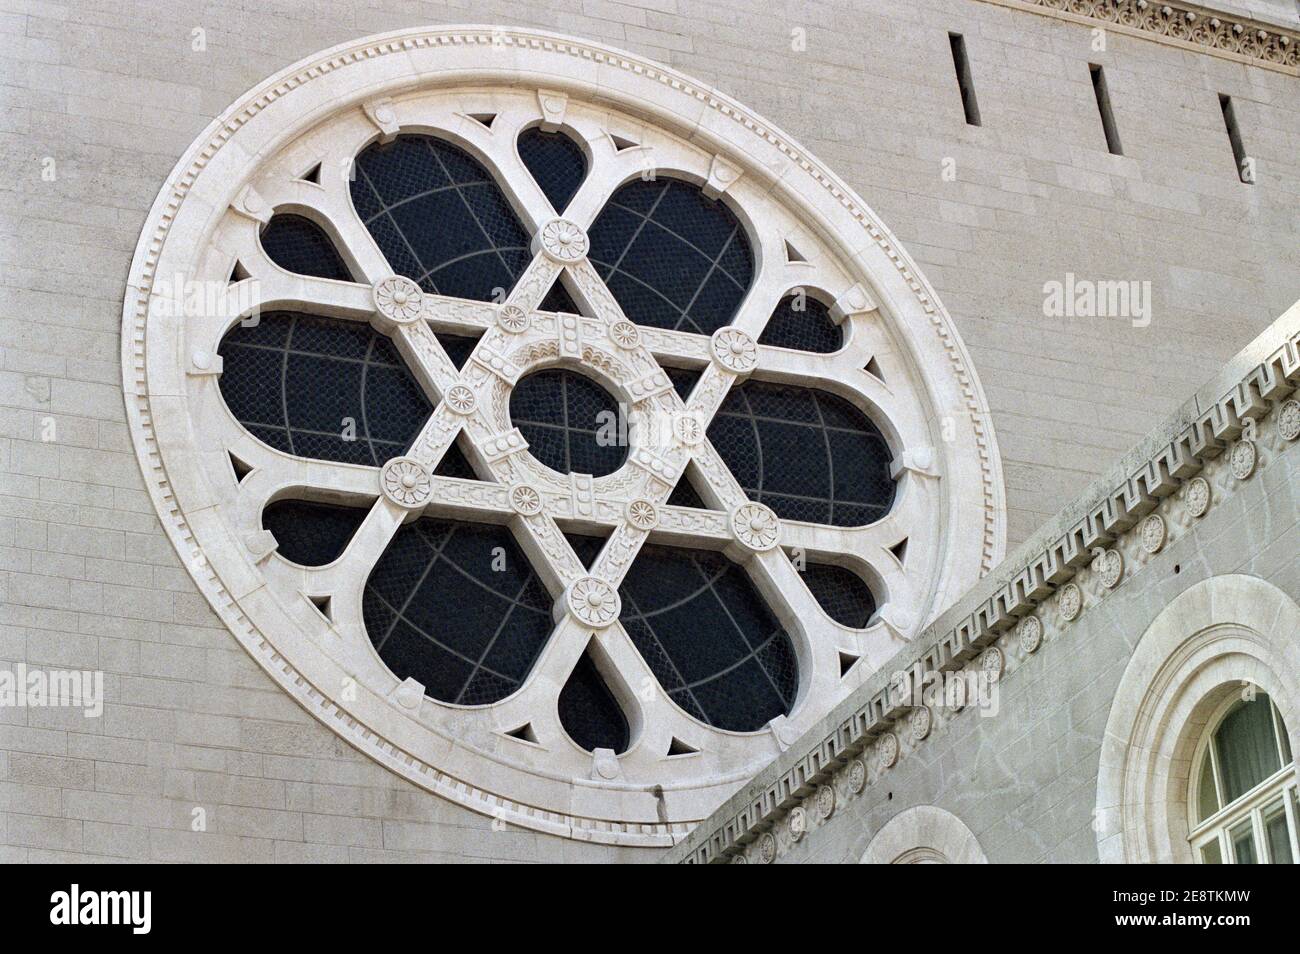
[124,28,1002,844]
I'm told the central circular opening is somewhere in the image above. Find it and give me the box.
[509,368,627,477]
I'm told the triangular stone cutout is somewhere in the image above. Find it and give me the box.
[558,650,630,754]
[434,331,481,370]
[865,355,885,383]
[663,366,703,402]
[229,260,251,283]
[784,239,808,264]
[839,651,860,677]
[562,530,609,570]
[308,594,333,621]
[538,274,581,315]
[667,737,698,757]
[889,537,908,566]
[228,450,253,484]
[666,462,709,510]
[432,439,482,481]
[610,133,639,151]
[468,112,497,130]
[299,162,321,184]
[506,723,538,744]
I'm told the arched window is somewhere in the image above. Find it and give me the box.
[1189,692,1297,864]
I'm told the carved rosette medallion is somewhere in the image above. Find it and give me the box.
[1185,476,1211,518]
[709,327,758,373]
[1230,439,1257,480]
[877,731,899,770]
[730,502,780,551]
[567,577,621,627]
[538,218,589,263]
[1058,582,1082,622]
[1139,513,1166,554]
[626,499,659,530]
[380,457,432,508]
[1018,615,1042,655]
[1096,548,1124,589]
[372,276,424,325]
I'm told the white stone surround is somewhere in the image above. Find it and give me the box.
[120,26,1004,844]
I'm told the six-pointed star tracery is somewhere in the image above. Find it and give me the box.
[188,87,941,777]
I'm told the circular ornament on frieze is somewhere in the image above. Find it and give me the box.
[1229,439,1256,480]
[380,457,432,508]
[1095,548,1124,589]
[1018,615,1042,655]
[815,783,836,820]
[910,705,932,742]
[757,831,777,864]
[730,502,780,552]
[538,218,589,263]
[673,412,704,447]
[981,646,1004,683]
[1058,582,1082,622]
[1139,513,1166,554]
[1278,399,1300,442]
[877,732,899,770]
[508,484,544,516]
[445,384,476,415]
[1184,476,1211,518]
[848,759,867,794]
[567,577,621,628]
[626,498,659,530]
[609,320,640,350]
[497,304,529,333]
[372,275,424,325]
[788,806,806,842]
[710,327,758,373]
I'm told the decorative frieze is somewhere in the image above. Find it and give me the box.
[676,320,1300,864]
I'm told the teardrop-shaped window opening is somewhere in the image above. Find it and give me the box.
[558,650,630,754]
[801,562,878,630]
[517,125,587,214]
[587,177,753,335]
[262,499,369,567]
[259,213,352,281]
[757,293,842,354]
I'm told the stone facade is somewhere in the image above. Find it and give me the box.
[1,0,1297,862]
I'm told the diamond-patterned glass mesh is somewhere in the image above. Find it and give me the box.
[351,135,532,302]
[558,651,630,753]
[217,311,431,465]
[363,517,554,705]
[587,178,753,335]
[509,369,626,476]
[259,213,353,281]
[708,379,895,526]
[261,499,368,566]
[619,543,796,732]
[517,126,587,214]
[799,562,877,628]
[757,293,843,354]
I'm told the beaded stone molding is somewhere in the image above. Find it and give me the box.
[670,312,1300,863]
[980,0,1299,74]
[120,26,1004,845]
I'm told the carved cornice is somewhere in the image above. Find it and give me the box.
[667,305,1300,863]
[977,0,1299,74]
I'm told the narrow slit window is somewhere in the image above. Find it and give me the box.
[1090,64,1123,155]
[1219,95,1254,184]
[948,33,981,127]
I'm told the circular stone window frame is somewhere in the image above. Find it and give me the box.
[122,26,1004,845]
